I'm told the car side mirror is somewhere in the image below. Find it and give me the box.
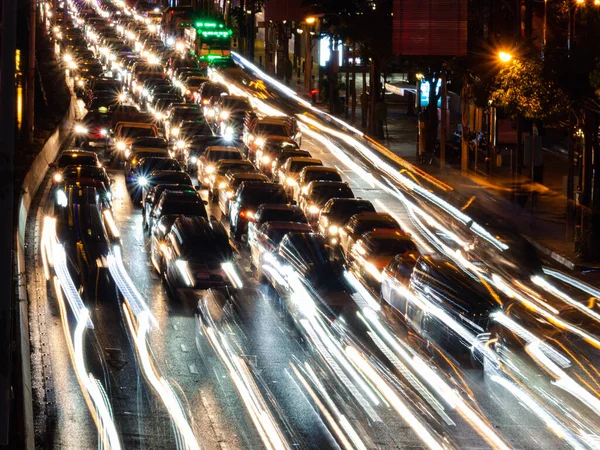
[290,199,297,206]
[48,162,57,168]
[195,186,202,191]
[203,200,208,205]
[110,178,115,185]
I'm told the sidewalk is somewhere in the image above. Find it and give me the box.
[298,91,593,272]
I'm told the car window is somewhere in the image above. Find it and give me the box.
[207,150,241,162]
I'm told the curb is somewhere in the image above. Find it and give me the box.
[15,84,78,450]
[528,238,577,271]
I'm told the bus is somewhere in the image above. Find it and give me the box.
[181,19,232,62]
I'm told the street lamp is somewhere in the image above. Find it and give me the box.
[498,51,513,63]
[305,16,316,25]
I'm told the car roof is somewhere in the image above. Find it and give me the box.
[287,157,322,164]
[206,146,240,152]
[229,173,269,181]
[256,203,302,213]
[363,229,410,240]
[307,180,350,189]
[262,221,313,231]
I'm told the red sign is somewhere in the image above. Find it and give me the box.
[392,0,467,56]
[264,0,308,22]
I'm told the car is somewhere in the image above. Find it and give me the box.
[249,221,313,277]
[159,216,235,297]
[131,157,182,189]
[52,150,101,173]
[73,112,111,148]
[111,121,159,156]
[349,229,419,290]
[294,166,343,202]
[339,212,403,262]
[142,184,195,231]
[253,136,299,176]
[382,254,498,368]
[54,165,114,209]
[229,182,289,241]
[317,198,376,245]
[181,76,209,102]
[298,181,354,226]
[140,170,194,204]
[196,146,243,187]
[269,148,312,182]
[164,105,203,139]
[217,173,270,217]
[213,95,253,138]
[247,204,307,244]
[197,81,229,112]
[242,113,301,160]
[147,189,207,231]
[123,138,170,183]
[261,232,356,320]
[183,134,230,172]
[206,159,259,201]
[278,157,323,197]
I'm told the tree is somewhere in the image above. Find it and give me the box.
[490,56,570,120]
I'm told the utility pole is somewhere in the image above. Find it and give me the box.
[27,0,36,144]
[0,0,17,444]
[461,74,470,175]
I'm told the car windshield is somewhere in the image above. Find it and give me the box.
[217,162,254,175]
[207,150,241,162]
[255,123,288,136]
[266,226,308,245]
[371,237,418,256]
[151,172,193,186]
[277,150,310,163]
[329,202,375,222]
[311,186,354,205]
[186,77,206,87]
[62,166,106,180]
[304,171,342,184]
[189,136,224,149]
[180,123,208,135]
[139,158,181,173]
[161,200,207,217]
[120,126,156,138]
[182,239,232,261]
[132,138,168,149]
[260,209,306,224]
[205,85,228,97]
[355,218,400,235]
[222,98,252,110]
[243,187,288,207]
[58,154,97,167]
[172,110,203,122]
[284,234,330,267]
[290,161,320,174]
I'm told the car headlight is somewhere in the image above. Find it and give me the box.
[135,84,143,92]
[54,173,63,182]
[176,140,186,149]
[56,189,68,207]
[77,80,84,87]
[124,149,131,159]
[205,165,215,174]
[301,186,309,194]
[219,111,229,120]
[255,138,265,147]
[116,141,126,151]
[74,124,88,134]
[171,127,179,136]
[206,109,215,117]
[138,176,148,186]
[308,205,320,215]
[329,225,339,235]
[217,182,226,189]
[262,155,271,164]
[286,177,297,187]
[155,111,163,120]
[100,128,108,136]
[175,259,194,287]
[190,156,198,164]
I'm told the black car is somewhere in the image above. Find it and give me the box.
[298,181,355,226]
[134,157,182,186]
[159,216,234,297]
[142,184,196,231]
[184,135,230,171]
[381,254,500,367]
[317,198,376,244]
[55,165,113,208]
[247,203,308,243]
[74,112,112,149]
[147,189,207,231]
[270,148,312,182]
[229,182,290,240]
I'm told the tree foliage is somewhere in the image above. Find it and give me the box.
[490,57,570,120]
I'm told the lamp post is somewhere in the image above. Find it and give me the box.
[304,16,316,92]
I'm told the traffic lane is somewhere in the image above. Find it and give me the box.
[297,131,580,449]
[109,170,262,449]
[114,169,351,449]
[44,173,183,448]
[28,182,98,449]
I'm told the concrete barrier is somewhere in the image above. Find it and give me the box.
[15,88,79,450]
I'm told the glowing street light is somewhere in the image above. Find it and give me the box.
[498,51,513,63]
[305,16,316,25]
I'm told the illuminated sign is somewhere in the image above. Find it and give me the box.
[419,78,442,107]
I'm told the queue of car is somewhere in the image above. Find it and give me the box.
[53,0,516,368]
